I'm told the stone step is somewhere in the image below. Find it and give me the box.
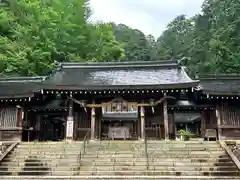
[77,170,240,176]
[0,175,240,180]
[2,164,236,170]
[147,142,220,145]
[20,142,83,145]
[148,145,221,148]
[147,166,237,171]
[146,141,217,144]
[82,154,228,158]
[11,150,138,154]
[0,161,79,166]
[147,146,223,151]
[15,147,82,150]
[9,152,84,156]
[9,151,225,158]
[0,170,239,175]
[82,161,235,166]
[15,145,82,148]
[148,155,229,158]
[82,160,235,166]
[2,161,234,168]
[2,156,232,163]
[81,163,237,172]
[149,150,225,154]
[13,148,83,151]
[1,159,234,167]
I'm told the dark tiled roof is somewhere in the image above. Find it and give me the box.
[42,60,199,90]
[198,74,240,95]
[0,76,45,98]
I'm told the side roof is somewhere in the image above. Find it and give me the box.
[42,60,199,90]
[198,74,240,95]
[0,76,45,99]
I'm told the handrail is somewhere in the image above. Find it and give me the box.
[77,129,91,171]
[0,141,20,162]
[144,132,149,175]
[219,140,240,170]
[112,150,117,171]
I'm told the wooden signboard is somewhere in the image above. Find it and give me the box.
[66,116,74,138]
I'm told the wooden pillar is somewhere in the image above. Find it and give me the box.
[140,104,145,140]
[163,97,169,140]
[200,111,206,136]
[17,106,24,127]
[66,95,74,140]
[216,104,221,140]
[91,101,96,140]
[170,112,176,139]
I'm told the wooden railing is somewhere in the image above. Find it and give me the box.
[77,129,90,171]
[219,140,240,170]
[0,141,19,162]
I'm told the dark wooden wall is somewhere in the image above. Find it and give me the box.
[145,105,165,139]
[74,107,91,140]
[218,103,240,139]
[0,107,23,141]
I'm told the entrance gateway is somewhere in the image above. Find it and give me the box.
[0,60,240,141]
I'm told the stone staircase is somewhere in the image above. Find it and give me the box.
[78,140,146,176]
[146,140,240,178]
[0,140,239,179]
[0,141,83,176]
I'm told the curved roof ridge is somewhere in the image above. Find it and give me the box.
[59,59,179,69]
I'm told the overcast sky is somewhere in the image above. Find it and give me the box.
[89,0,204,38]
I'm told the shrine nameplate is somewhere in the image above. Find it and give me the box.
[108,127,130,139]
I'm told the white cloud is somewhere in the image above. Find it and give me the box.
[89,0,204,38]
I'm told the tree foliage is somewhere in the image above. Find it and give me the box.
[156,0,240,75]
[0,0,124,76]
[112,23,157,62]
[1,0,240,76]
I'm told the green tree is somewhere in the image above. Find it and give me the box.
[156,15,195,60]
[112,23,154,61]
[156,0,240,75]
[0,0,124,76]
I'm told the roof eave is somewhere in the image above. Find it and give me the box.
[41,81,200,91]
[202,90,240,96]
